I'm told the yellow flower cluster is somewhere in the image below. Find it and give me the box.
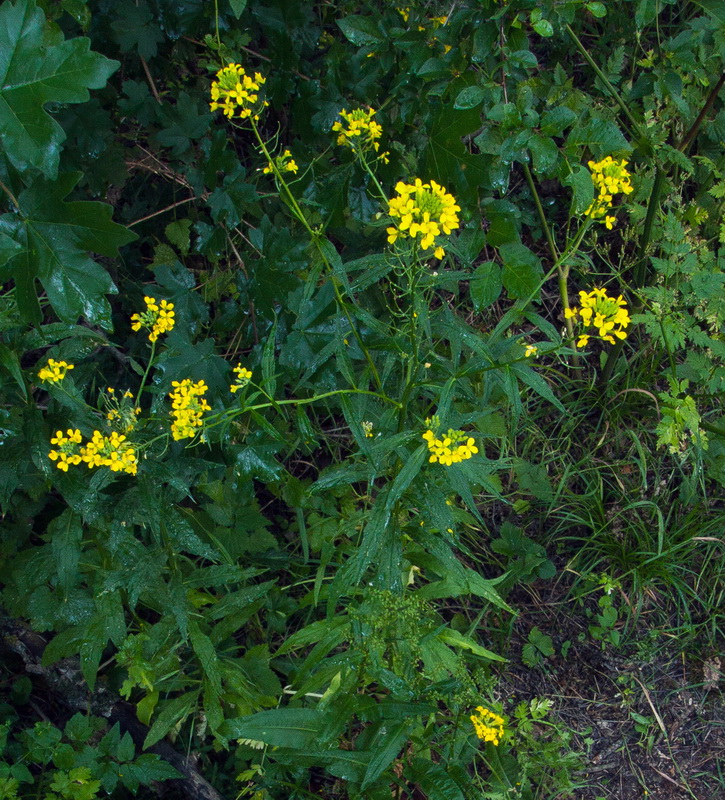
[38,359,74,383]
[332,108,387,160]
[48,429,83,471]
[387,179,460,258]
[422,428,478,466]
[130,296,175,343]
[48,429,138,475]
[169,379,211,440]
[565,287,631,348]
[584,157,634,229]
[81,430,138,474]
[210,63,267,120]
[230,364,253,393]
[263,149,299,175]
[470,706,505,745]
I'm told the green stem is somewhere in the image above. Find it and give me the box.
[522,163,558,263]
[250,120,383,391]
[135,339,157,407]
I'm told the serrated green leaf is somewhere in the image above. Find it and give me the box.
[540,107,577,137]
[143,691,198,750]
[407,757,465,800]
[221,708,323,748]
[110,0,164,60]
[0,172,135,326]
[470,261,502,310]
[0,0,118,177]
[529,135,559,175]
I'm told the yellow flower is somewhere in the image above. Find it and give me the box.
[361,421,374,438]
[332,108,385,158]
[169,379,211,440]
[423,426,478,466]
[210,63,267,121]
[130,296,175,343]
[263,148,299,176]
[80,430,138,475]
[567,287,630,349]
[230,364,253,393]
[387,179,460,257]
[584,156,634,228]
[38,359,74,384]
[48,428,83,471]
[470,706,505,745]
[524,344,538,358]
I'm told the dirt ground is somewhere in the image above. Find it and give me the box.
[499,579,725,799]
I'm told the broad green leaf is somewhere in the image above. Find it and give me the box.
[529,135,559,175]
[189,620,222,697]
[337,15,383,46]
[567,118,632,159]
[221,708,323,748]
[110,0,164,60]
[562,164,595,215]
[0,0,119,177]
[470,262,502,310]
[0,343,26,399]
[539,107,577,137]
[143,691,198,750]
[499,242,543,300]
[0,173,136,326]
[454,86,485,110]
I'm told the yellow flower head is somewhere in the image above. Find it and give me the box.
[423,426,478,466]
[210,63,267,121]
[524,344,538,358]
[387,178,460,258]
[130,296,175,343]
[169,379,211,440]
[230,364,253,393]
[105,388,141,433]
[80,430,138,475]
[48,428,83,471]
[470,706,505,745]
[38,359,74,384]
[584,156,633,228]
[263,148,299,176]
[567,287,630,348]
[332,108,385,157]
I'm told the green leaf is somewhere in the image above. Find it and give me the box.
[586,1,608,17]
[563,163,595,215]
[221,708,323,748]
[454,86,486,110]
[529,135,559,175]
[499,243,543,300]
[539,107,577,137]
[229,0,247,18]
[407,758,465,800]
[0,0,119,178]
[509,362,565,412]
[567,118,632,159]
[337,15,383,46]
[361,721,411,789]
[0,173,136,326]
[189,620,222,697]
[110,0,164,60]
[143,691,198,750]
[470,261,502,310]
[437,628,506,661]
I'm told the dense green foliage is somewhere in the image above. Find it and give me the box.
[1,0,724,798]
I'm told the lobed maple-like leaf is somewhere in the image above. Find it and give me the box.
[0,172,137,326]
[0,0,119,178]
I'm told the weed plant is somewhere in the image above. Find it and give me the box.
[0,1,723,798]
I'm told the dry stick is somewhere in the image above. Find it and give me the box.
[599,71,725,386]
[140,55,162,104]
[127,196,200,227]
